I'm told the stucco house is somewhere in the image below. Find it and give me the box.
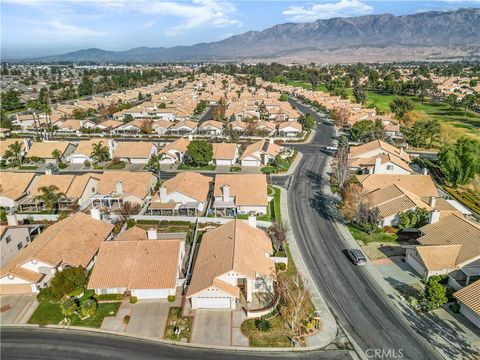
[88,227,185,300]
[197,120,224,136]
[278,121,303,137]
[240,139,281,167]
[0,212,113,295]
[0,172,38,210]
[26,141,75,164]
[148,172,211,215]
[112,141,157,164]
[453,280,480,329]
[186,219,275,309]
[69,139,109,164]
[211,143,239,166]
[213,174,269,216]
[159,138,190,164]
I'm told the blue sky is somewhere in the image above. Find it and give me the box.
[2,0,480,58]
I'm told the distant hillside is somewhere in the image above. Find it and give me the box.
[26,8,480,63]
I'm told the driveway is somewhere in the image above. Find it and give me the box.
[374,256,421,287]
[0,294,37,324]
[125,300,170,338]
[191,310,231,346]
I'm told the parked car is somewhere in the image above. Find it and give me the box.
[345,249,367,266]
[325,145,338,151]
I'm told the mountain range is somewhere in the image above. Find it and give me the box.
[23,8,480,63]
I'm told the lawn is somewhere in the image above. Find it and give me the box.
[177,163,216,171]
[19,165,38,170]
[229,166,241,172]
[241,316,292,347]
[164,307,193,342]
[347,224,399,245]
[283,79,328,93]
[28,301,120,328]
[270,186,282,226]
[105,161,126,169]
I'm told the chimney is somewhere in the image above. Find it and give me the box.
[188,134,193,141]
[269,138,274,145]
[6,213,18,226]
[147,227,157,240]
[108,139,115,158]
[222,184,230,202]
[248,211,257,228]
[115,181,123,194]
[422,168,428,175]
[429,197,436,208]
[90,207,101,221]
[429,210,440,224]
[374,156,382,174]
[23,138,30,151]
[159,185,167,203]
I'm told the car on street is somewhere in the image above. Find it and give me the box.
[345,249,367,266]
[325,145,338,151]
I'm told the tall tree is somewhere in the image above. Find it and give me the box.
[90,142,110,163]
[389,97,414,120]
[4,141,23,167]
[438,137,480,187]
[34,185,66,212]
[186,141,213,167]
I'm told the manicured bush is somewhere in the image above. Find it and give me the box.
[274,251,286,257]
[167,295,176,303]
[80,299,97,319]
[450,302,461,314]
[69,287,84,298]
[277,263,287,271]
[58,163,67,169]
[126,219,135,228]
[83,160,91,168]
[93,293,123,301]
[255,318,272,332]
[123,315,131,324]
[130,296,138,304]
[37,267,87,302]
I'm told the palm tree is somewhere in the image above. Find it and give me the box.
[34,185,66,213]
[51,149,63,164]
[90,142,110,163]
[4,141,23,167]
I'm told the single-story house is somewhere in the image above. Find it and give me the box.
[186,219,275,309]
[405,214,480,286]
[213,174,269,216]
[0,172,38,210]
[349,139,411,163]
[453,280,480,329]
[278,121,302,137]
[152,120,173,135]
[240,139,281,167]
[348,153,413,175]
[211,143,239,166]
[70,139,109,164]
[0,212,114,295]
[88,231,185,299]
[112,141,157,164]
[169,120,197,135]
[148,172,211,215]
[356,174,439,198]
[0,138,29,162]
[159,138,190,164]
[26,141,75,164]
[197,120,223,136]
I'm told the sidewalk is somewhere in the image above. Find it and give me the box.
[277,186,337,349]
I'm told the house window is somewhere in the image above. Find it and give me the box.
[386,165,394,171]
[17,242,23,250]
[5,235,11,244]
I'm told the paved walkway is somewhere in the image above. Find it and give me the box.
[277,186,338,349]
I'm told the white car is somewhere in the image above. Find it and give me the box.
[325,146,338,151]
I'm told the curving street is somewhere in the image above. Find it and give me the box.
[0,327,352,360]
[287,99,441,360]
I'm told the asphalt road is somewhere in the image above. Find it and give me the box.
[0,327,353,360]
[287,99,441,360]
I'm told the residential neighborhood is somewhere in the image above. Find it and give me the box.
[1,4,480,359]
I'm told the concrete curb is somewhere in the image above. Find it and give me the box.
[276,186,338,349]
[1,324,341,353]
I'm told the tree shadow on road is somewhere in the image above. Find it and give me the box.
[397,300,480,360]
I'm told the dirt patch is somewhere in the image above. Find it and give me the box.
[360,242,404,261]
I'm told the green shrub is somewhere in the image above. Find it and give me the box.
[450,302,461,313]
[38,266,87,302]
[93,293,123,301]
[37,287,57,303]
[274,251,286,257]
[58,163,67,169]
[277,263,287,271]
[130,296,138,304]
[126,219,135,228]
[167,295,176,303]
[80,299,97,318]
[123,315,131,324]
[83,160,91,168]
[69,287,84,298]
[255,318,272,332]
[0,209,6,222]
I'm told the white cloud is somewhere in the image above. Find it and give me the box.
[282,0,374,22]
[35,20,106,40]
[143,20,155,28]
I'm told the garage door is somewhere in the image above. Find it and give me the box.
[132,289,170,299]
[0,284,35,295]
[191,297,232,309]
[241,159,259,167]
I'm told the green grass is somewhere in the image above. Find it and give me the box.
[348,224,398,245]
[178,163,216,171]
[261,166,276,174]
[19,165,38,170]
[270,186,282,226]
[229,166,241,172]
[241,316,292,347]
[164,307,193,342]
[105,161,126,169]
[28,301,120,328]
[28,302,64,325]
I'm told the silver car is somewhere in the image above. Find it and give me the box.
[346,249,367,266]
